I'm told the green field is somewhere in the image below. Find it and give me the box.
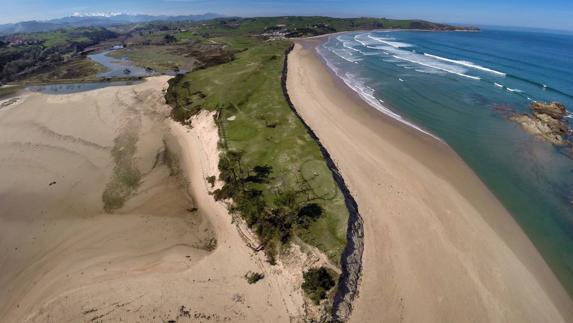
[166,37,349,264]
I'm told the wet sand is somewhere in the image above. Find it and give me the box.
[287,39,573,322]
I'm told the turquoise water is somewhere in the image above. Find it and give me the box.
[319,28,573,296]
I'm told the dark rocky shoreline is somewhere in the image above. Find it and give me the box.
[281,43,364,322]
[510,101,572,156]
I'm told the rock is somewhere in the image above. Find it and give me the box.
[510,101,571,146]
[531,101,567,119]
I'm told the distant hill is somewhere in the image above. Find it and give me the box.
[0,13,224,35]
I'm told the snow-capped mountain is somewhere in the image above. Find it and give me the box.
[0,13,223,35]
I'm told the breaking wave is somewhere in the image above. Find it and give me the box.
[317,45,441,141]
[423,53,506,76]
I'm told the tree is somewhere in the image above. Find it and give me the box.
[246,165,272,183]
[182,80,191,96]
[297,203,323,228]
[302,267,336,305]
[164,34,177,44]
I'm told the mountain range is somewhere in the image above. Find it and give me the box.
[0,13,224,35]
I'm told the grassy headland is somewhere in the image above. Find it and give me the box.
[166,37,349,263]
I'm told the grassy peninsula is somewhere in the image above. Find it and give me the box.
[166,36,349,263]
[0,13,478,277]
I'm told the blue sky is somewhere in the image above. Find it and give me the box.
[1,0,573,31]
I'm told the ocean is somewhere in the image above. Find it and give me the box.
[318,27,573,296]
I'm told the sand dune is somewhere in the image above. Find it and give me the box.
[0,78,303,322]
[287,40,573,323]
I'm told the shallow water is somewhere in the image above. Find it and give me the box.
[319,28,573,296]
[88,50,153,78]
[27,81,142,94]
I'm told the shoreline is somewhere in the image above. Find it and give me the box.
[287,38,573,322]
[314,42,443,141]
[280,44,364,321]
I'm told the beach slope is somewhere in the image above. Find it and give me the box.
[0,78,300,322]
[287,39,573,322]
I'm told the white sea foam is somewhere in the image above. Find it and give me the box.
[317,45,442,141]
[340,39,360,52]
[414,68,443,75]
[367,34,412,48]
[423,53,506,76]
[354,34,378,47]
[392,55,481,80]
[506,87,523,93]
[353,33,492,81]
[494,82,503,88]
[335,36,383,57]
[358,40,480,80]
[399,78,404,82]
[332,48,362,63]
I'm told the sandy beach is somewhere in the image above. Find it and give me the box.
[0,77,305,322]
[287,39,573,322]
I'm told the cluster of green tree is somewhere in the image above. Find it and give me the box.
[165,76,206,122]
[0,27,117,82]
[302,267,336,305]
[213,149,324,263]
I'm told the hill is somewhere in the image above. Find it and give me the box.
[0,13,223,35]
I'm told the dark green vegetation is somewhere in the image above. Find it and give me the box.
[245,271,265,284]
[302,267,337,305]
[0,85,22,99]
[165,37,349,264]
[0,27,117,83]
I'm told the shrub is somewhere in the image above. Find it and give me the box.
[302,267,336,305]
[245,271,265,284]
[297,203,323,228]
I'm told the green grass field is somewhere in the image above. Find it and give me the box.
[167,37,349,264]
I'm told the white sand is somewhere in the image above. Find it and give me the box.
[287,40,573,323]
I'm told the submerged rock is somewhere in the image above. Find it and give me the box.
[510,101,571,146]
